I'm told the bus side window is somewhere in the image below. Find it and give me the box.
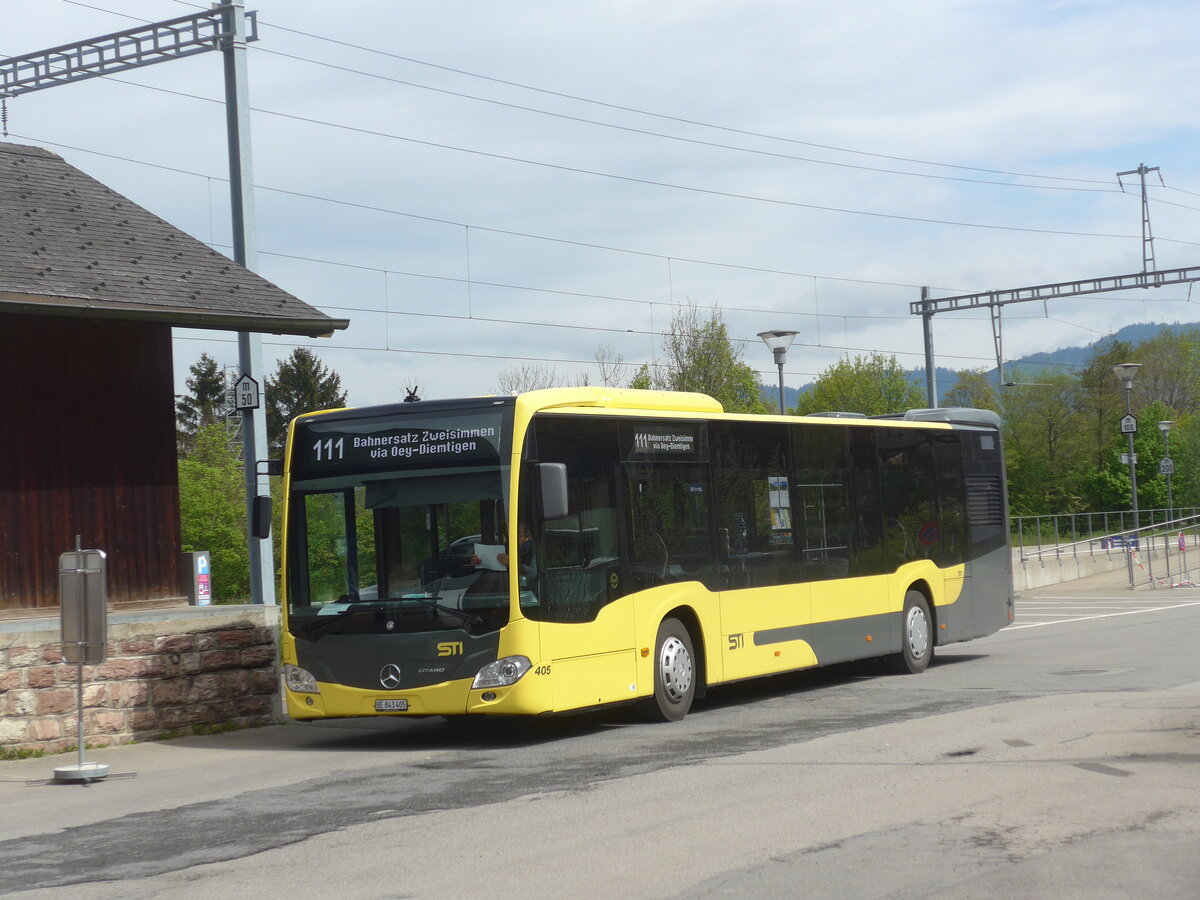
[933,433,967,566]
[848,428,886,577]
[792,423,853,582]
[624,464,714,592]
[877,429,939,568]
[711,421,794,589]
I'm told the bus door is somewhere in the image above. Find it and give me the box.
[526,415,636,711]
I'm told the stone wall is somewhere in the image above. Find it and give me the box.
[0,606,280,755]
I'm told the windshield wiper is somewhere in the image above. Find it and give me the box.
[395,595,483,628]
[295,596,482,641]
[296,607,358,640]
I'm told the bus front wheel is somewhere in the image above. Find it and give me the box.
[644,617,696,722]
[891,590,933,675]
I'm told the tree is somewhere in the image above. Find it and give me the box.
[794,352,924,417]
[495,362,568,394]
[1002,373,1088,514]
[266,349,348,453]
[1072,338,1135,471]
[943,369,998,411]
[177,423,250,602]
[593,344,628,387]
[1135,327,1200,412]
[1080,399,1178,515]
[635,304,765,413]
[176,353,227,452]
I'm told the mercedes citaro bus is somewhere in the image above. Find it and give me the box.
[281,388,1011,722]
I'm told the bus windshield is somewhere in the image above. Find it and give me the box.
[285,403,514,640]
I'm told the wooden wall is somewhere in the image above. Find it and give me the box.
[0,314,183,613]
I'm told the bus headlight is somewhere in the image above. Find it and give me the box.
[472,656,532,689]
[284,663,319,694]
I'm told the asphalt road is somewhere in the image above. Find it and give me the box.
[3,577,1200,898]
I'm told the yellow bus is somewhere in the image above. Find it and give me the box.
[281,387,1011,722]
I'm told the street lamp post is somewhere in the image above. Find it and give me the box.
[1113,363,1142,529]
[1158,420,1175,521]
[758,330,799,414]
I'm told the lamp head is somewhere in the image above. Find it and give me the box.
[1111,363,1142,387]
[1158,420,1174,435]
[758,330,799,365]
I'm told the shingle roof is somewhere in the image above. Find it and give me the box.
[0,142,348,337]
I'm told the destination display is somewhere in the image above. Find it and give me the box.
[624,422,703,460]
[293,410,506,477]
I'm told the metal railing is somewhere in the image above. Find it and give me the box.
[1013,507,1200,556]
[1014,508,1200,589]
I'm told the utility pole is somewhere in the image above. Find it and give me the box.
[221,0,274,606]
[913,164,1185,392]
[920,286,937,407]
[1117,163,1164,274]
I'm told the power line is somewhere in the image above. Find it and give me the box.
[171,329,1010,378]
[28,3,1198,383]
[11,132,1182,370]
[136,2,1131,201]
[8,132,959,291]
[10,10,1153,241]
[51,1,1200,224]
[241,103,1147,241]
[241,12,1118,188]
[249,45,1122,197]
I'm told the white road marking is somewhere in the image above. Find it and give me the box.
[1009,600,1200,629]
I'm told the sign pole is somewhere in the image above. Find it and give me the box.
[54,540,111,783]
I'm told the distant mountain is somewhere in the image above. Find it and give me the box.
[764,321,1200,409]
[998,321,1188,378]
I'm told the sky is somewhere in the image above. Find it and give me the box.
[5,0,1200,408]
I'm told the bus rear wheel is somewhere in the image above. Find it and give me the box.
[644,617,696,722]
[891,589,933,674]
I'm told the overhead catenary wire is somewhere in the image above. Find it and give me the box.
[23,1,1200,389]
[51,0,1200,210]
[248,45,1125,196]
[6,132,962,293]
[2,131,1166,380]
[3,8,1170,243]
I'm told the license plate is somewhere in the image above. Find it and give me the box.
[375,698,409,712]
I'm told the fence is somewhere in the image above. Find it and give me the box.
[1013,508,1200,590]
[1013,507,1200,555]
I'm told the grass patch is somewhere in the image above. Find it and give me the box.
[0,746,47,761]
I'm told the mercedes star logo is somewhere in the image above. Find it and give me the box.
[379,664,402,689]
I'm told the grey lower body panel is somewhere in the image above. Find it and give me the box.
[808,611,900,666]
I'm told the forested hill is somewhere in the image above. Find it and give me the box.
[1000,322,1192,376]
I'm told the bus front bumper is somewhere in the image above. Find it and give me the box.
[284,671,554,719]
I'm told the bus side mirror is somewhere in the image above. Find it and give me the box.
[251,495,273,540]
[538,463,569,519]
